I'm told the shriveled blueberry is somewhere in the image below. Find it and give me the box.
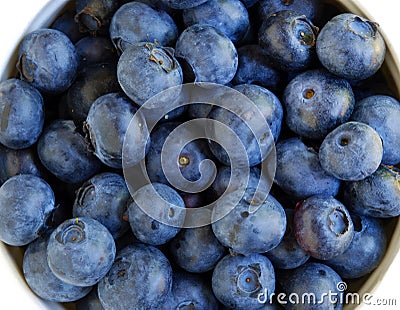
[162,271,219,309]
[274,138,341,199]
[283,69,355,140]
[351,95,400,165]
[51,10,85,43]
[0,79,44,149]
[110,2,178,53]
[73,172,131,239]
[47,217,116,287]
[17,29,78,94]
[294,195,354,260]
[212,189,286,255]
[84,93,149,169]
[266,209,310,269]
[75,0,118,33]
[325,214,387,279]
[319,121,383,181]
[175,24,238,84]
[212,253,275,309]
[37,120,101,184]
[75,36,117,67]
[98,243,172,310]
[127,183,186,245]
[160,0,209,10]
[168,225,226,273]
[316,13,386,80]
[343,165,400,218]
[117,42,183,106]
[258,0,318,21]
[0,175,55,246]
[259,10,319,72]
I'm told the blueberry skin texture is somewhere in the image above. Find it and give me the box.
[351,95,400,165]
[274,138,341,199]
[281,262,343,310]
[319,121,383,181]
[127,183,186,245]
[51,10,85,43]
[212,190,286,255]
[85,93,148,169]
[110,2,178,53]
[73,172,131,239]
[183,0,250,44]
[283,69,355,140]
[316,13,386,80]
[232,45,287,94]
[212,253,275,309]
[0,79,44,149]
[259,10,319,72]
[98,243,172,310]
[161,0,209,9]
[118,42,183,106]
[325,214,387,279]
[258,0,318,21]
[75,36,117,68]
[168,225,226,273]
[294,195,354,260]
[343,165,400,218]
[175,24,238,84]
[47,217,116,287]
[266,209,310,270]
[17,29,78,94]
[162,271,219,310]
[75,0,118,33]
[37,120,101,184]
[23,237,92,302]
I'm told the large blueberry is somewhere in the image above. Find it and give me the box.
[319,121,383,181]
[98,243,172,310]
[47,217,116,287]
[0,79,44,149]
[274,138,341,199]
[110,2,178,53]
[351,95,400,165]
[283,69,355,140]
[17,29,78,94]
[317,13,386,80]
[37,120,101,184]
[294,195,354,260]
[0,174,55,246]
[175,24,238,84]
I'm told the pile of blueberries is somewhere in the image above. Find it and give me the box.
[0,0,399,309]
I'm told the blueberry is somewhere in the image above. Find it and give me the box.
[258,0,319,21]
[75,0,119,33]
[316,13,386,80]
[259,10,319,72]
[37,120,101,184]
[168,225,226,273]
[17,29,78,94]
[127,183,186,245]
[350,95,400,165]
[0,174,55,246]
[212,253,275,309]
[283,69,355,140]
[110,2,178,53]
[212,189,286,255]
[51,10,85,43]
[325,214,387,279]
[97,243,172,310]
[319,121,383,181]
[76,287,103,310]
[23,236,92,302]
[47,217,116,287]
[343,165,400,218]
[183,0,250,44]
[187,103,213,119]
[294,195,354,260]
[117,42,183,106]
[162,271,219,309]
[73,172,131,239]
[232,45,287,94]
[75,36,117,68]
[160,0,209,10]
[274,138,341,199]
[0,79,44,149]
[175,24,238,84]
[266,209,310,269]
[240,0,259,8]
[84,93,149,169]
